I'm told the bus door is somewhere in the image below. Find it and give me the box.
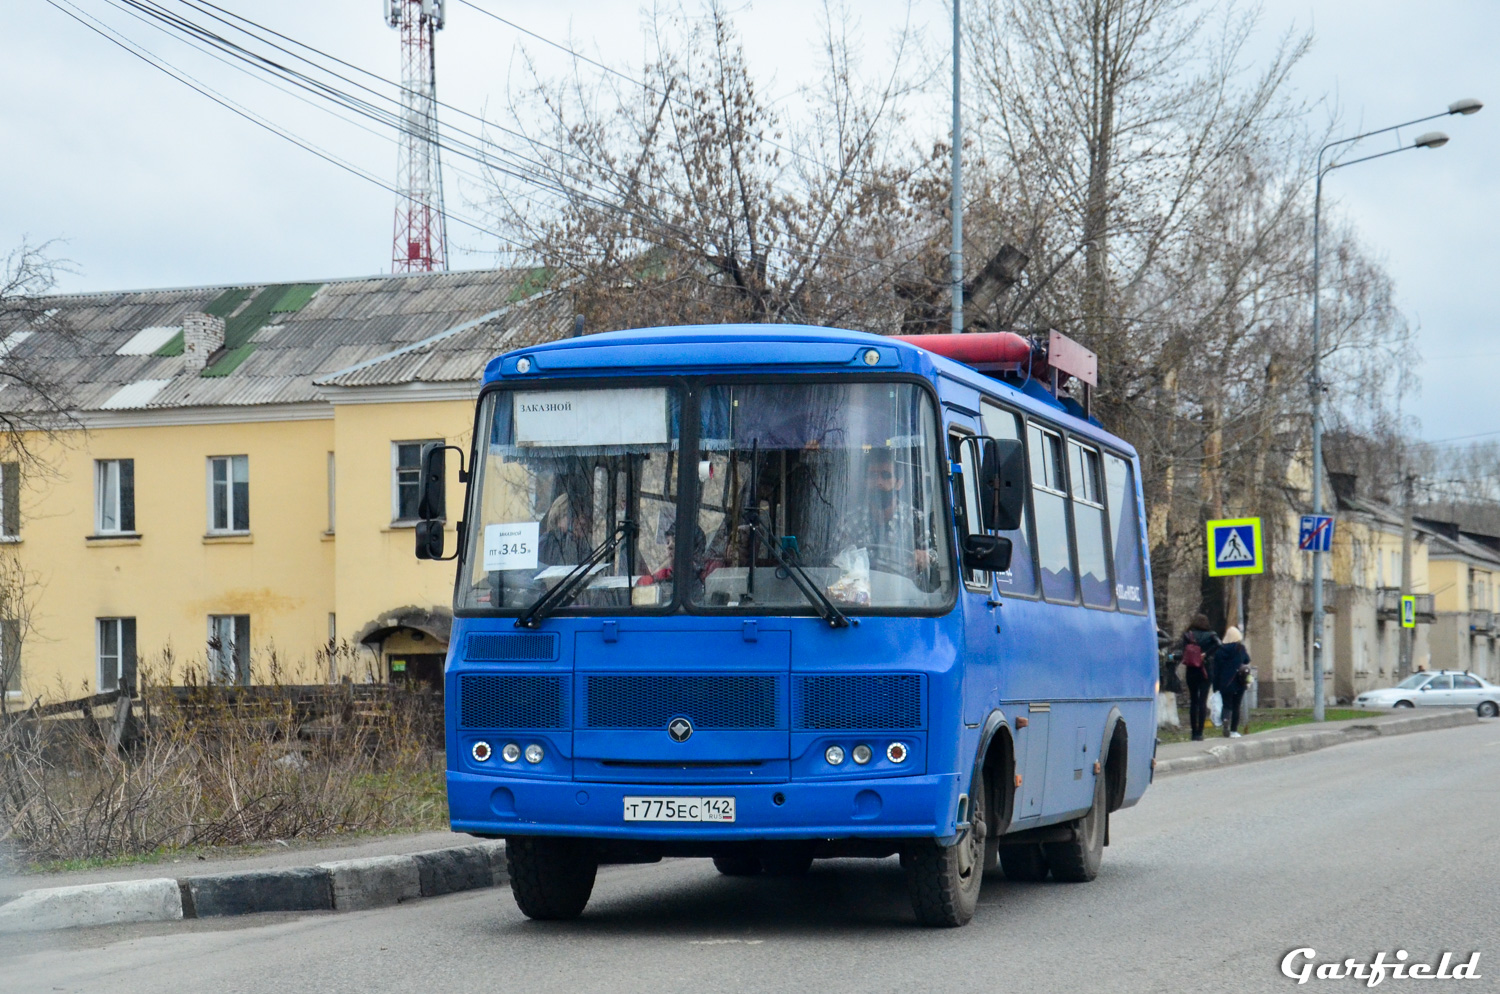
[949,421,1000,727]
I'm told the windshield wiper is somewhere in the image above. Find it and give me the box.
[515,521,635,629]
[741,512,851,629]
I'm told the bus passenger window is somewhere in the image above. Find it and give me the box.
[1104,453,1147,612]
[1027,423,1076,602]
[980,404,1037,596]
[1069,440,1113,608]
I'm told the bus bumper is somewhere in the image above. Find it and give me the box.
[447,771,961,840]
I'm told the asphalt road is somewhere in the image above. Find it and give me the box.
[7,720,1499,994]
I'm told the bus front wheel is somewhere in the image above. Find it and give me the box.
[1045,770,1106,882]
[903,778,987,927]
[506,836,598,920]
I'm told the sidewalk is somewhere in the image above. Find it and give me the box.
[1154,707,1479,776]
[0,830,476,902]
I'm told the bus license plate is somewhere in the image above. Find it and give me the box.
[623,797,736,822]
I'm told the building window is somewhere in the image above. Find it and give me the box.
[95,459,136,534]
[2,618,20,696]
[208,614,251,684]
[326,451,336,533]
[97,617,137,694]
[393,440,440,522]
[0,462,18,539]
[208,455,250,533]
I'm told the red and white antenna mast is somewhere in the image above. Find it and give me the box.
[387,0,448,272]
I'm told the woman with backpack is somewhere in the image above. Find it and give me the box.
[1214,626,1252,738]
[1181,614,1220,741]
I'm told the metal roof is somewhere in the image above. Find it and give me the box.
[0,268,571,413]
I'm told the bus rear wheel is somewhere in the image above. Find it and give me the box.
[1045,770,1106,883]
[506,836,598,920]
[903,778,987,927]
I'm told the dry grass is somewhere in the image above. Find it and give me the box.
[0,645,447,868]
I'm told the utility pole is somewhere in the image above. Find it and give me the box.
[1399,471,1415,678]
[949,0,963,334]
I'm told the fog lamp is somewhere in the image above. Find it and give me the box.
[825,745,845,765]
[501,743,521,763]
[524,743,545,764]
[852,744,872,765]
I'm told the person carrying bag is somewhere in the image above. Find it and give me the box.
[1182,614,1220,741]
[1213,626,1252,738]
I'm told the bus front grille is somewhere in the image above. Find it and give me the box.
[793,674,924,730]
[584,674,781,729]
[459,674,569,729]
[466,632,560,661]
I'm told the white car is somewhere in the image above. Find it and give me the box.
[1354,670,1500,717]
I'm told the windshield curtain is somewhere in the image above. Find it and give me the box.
[458,386,682,612]
[690,382,953,612]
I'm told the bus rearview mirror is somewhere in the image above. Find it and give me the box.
[415,519,444,560]
[417,442,447,521]
[963,534,1013,573]
[979,438,1026,532]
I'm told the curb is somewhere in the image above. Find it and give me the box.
[0,840,507,935]
[1154,708,1479,778]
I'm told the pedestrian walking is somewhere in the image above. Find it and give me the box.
[1182,614,1220,741]
[1214,626,1252,738]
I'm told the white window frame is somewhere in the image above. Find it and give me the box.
[95,459,133,535]
[96,617,133,693]
[207,455,250,534]
[392,440,440,524]
[208,614,250,684]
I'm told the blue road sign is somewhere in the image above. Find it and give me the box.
[1298,514,1335,552]
[1206,518,1263,577]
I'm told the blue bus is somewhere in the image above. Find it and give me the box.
[414,324,1156,927]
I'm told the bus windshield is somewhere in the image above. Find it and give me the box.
[690,382,952,611]
[459,385,682,613]
[458,379,952,615]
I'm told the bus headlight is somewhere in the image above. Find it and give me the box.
[887,742,908,764]
[524,744,545,764]
[825,745,845,765]
[852,744,872,765]
[471,741,492,762]
[501,743,521,763]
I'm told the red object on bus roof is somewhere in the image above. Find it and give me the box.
[891,331,1035,369]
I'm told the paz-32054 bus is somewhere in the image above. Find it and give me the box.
[414,325,1156,927]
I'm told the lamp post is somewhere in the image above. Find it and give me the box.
[1309,98,1482,721]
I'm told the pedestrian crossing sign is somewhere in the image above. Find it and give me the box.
[1206,517,1263,577]
[1401,595,1416,628]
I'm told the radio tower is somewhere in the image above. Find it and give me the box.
[387,0,447,272]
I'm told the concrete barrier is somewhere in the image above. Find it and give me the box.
[319,855,422,912]
[413,842,503,897]
[1156,708,1479,778]
[181,867,333,918]
[0,878,181,934]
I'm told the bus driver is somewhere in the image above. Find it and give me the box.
[833,449,940,592]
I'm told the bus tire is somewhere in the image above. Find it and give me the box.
[997,843,1050,882]
[1045,770,1106,883]
[712,853,762,876]
[506,836,598,920]
[903,778,987,927]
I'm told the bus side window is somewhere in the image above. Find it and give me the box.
[1068,439,1113,609]
[1104,453,1148,613]
[950,431,988,588]
[1027,422,1077,602]
[980,403,1037,596]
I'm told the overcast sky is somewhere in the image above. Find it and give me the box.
[4,1,1496,441]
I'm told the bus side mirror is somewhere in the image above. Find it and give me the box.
[417,442,448,520]
[979,438,1026,532]
[415,519,444,560]
[963,534,1013,572]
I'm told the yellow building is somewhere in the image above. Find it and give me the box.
[0,269,567,702]
[1417,518,1500,682]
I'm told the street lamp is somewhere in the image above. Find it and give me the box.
[1308,99,1482,721]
